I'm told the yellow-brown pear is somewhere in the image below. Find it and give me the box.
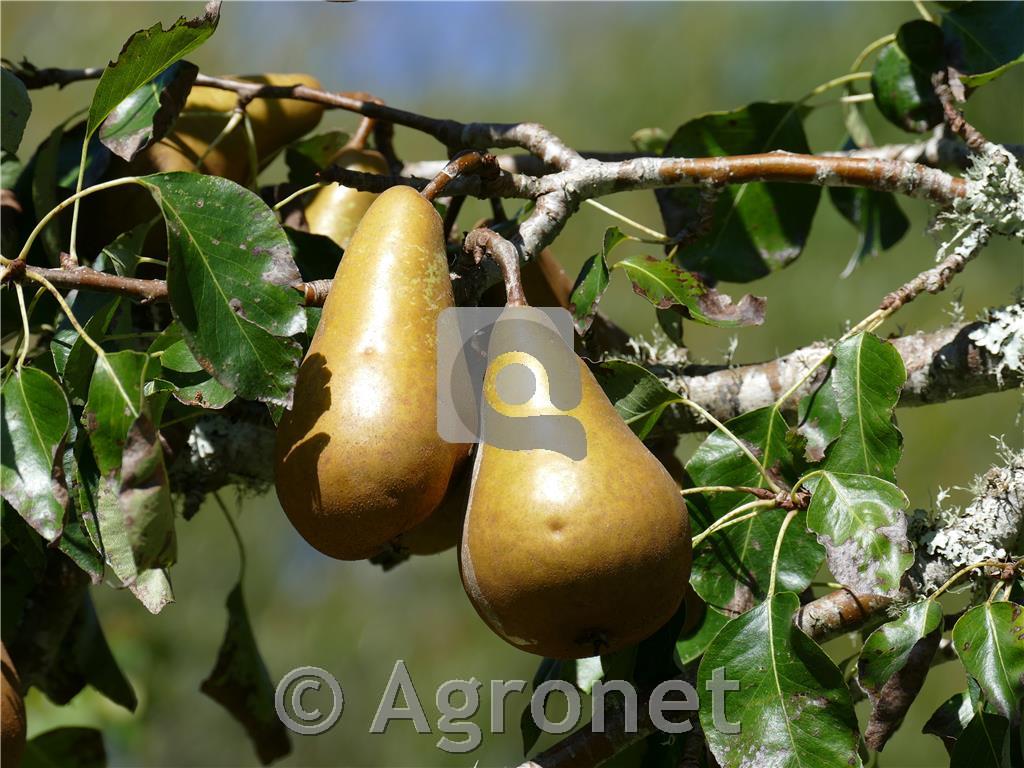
[275,186,469,559]
[305,148,389,250]
[460,306,691,659]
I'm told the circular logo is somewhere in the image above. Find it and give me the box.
[274,666,344,735]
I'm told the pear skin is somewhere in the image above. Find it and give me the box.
[275,186,469,560]
[305,148,389,250]
[1,642,25,768]
[460,307,691,658]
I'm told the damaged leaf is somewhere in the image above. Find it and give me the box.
[202,584,291,765]
[697,592,861,768]
[614,255,765,327]
[806,471,912,596]
[140,172,306,407]
[100,60,198,161]
[796,364,841,463]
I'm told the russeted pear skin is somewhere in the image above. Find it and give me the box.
[1,642,25,768]
[305,149,389,250]
[460,308,691,659]
[275,186,469,560]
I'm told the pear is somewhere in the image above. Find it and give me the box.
[137,73,325,182]
[460,306,691,658]
[305,148,389,250]
[275,186,469,560]
[1,643,25,768]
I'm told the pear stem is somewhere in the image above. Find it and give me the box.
[463,228,528,307]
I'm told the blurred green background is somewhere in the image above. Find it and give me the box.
[3,2,1021,766]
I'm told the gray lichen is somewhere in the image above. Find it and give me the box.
[968,303,1024,383]
[907,445,1024,594]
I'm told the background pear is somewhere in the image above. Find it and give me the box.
[460,307,691,659]
[1,642,25,768]
[305,148,389,250]
[275,186,469,560]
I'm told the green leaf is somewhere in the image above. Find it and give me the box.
[943,1,1024,87]
[83,350,149,472]
[85,3,219,137]
[51,295,121,405]
[128,567,174,614]
[614,255,765,327]
[871,21,946,133]
[285,130,350,184]
[285,226,345,282]
[923,687,977,748]
[592,360,680,439]
[1,367,71,540]
[569,227,620,334]
[686,408,824,611]
[99,60,198,161]
[860,600,943,694]
[950,712,1011,767]
[796,366,841,463]
[829,185,910,277]
[806,471,912,596]
[952,601,1024,723]
[201,584,291,765]
[140,172,305,406]
[658,102,820,282]
[22,727,106,768]
[147,324,235,409]
[823,333,906,483]
[1,69,31,153]
[697,592,861,768]
[100,222,151,278]
[655,308,683,345]
[31,122,65,263]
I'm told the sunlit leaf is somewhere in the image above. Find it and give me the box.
[860,600,943,695]
[569,226,620,334]
[284,130,350,184]
[823,333,905,483]
[952,601,1024,723]
[0,367,71,540]
[140,172,305,407]
[697,592,861,767]
[806,471,912,596]
[592,360,681,439]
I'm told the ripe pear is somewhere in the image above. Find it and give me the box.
[275,186,469,560]
[1,643,25,768]
[137,73,324,182]
[460,306,691,659]
[305,148,389,250]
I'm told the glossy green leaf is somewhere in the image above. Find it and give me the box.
[285,227,345,282]
[686,407,824,611]
[823,333,906,483]
[658,102,819,282]
[829,186,910,277]
[201,584,291,765]
[83,350,149,472]
[592,360,680,439]
[285,130,350,184]
[950,711,1012,768]
[615,255,765,327]
[22,727,106,768]
[923,686,978,748]
[952,601,1024,723]
[806,471,912,596]
[697,592,861,768]
[655,308,683,345]
[141,172,305,406]
[1,69,31,153]
[99,60,198,161]
[570,227,621,334]
[0,367,71,540]
[871,21,945,133]
[943,1,1024,87]
[860,600,943,694]
[147,323,234,409]
[85,3,219,137]
[796,366,841,463]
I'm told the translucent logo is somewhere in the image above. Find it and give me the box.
[436,306,586,459]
